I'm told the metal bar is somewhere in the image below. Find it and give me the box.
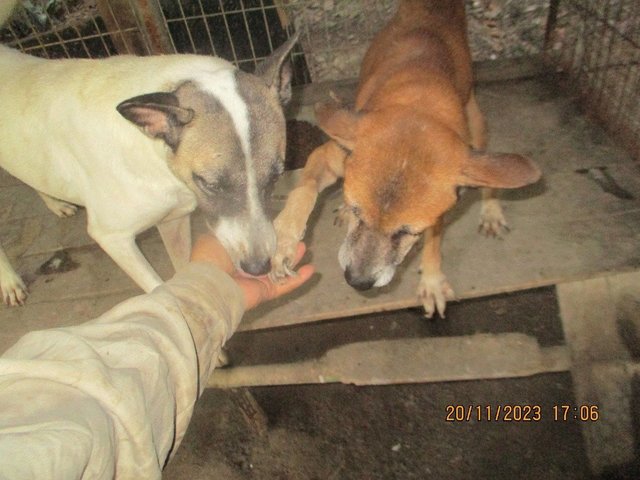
[130,0,173,55]
[543,0,561,51]
[218,0,240,64]
[195,0,217,56]
[239,0,258,70]
[97,0,146,55]
[57,0,91,58]
[174,0,197,53]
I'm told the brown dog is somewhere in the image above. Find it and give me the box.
[271,0,541,317]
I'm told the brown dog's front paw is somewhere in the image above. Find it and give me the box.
[478,200,509,238]
[333,203,351,227]
[417,273,455,318]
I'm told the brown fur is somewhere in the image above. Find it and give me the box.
[271,0,541,316]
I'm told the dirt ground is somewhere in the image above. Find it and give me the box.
[164,286,632,480]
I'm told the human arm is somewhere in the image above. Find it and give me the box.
[0,235,313,479]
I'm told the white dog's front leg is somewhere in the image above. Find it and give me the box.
[157,214,191,273]
[0,245,27,306]
[38,191,78,218]
[90,231,162,293]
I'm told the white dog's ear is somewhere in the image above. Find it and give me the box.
[255,32,299,105]
[117,92,194,150]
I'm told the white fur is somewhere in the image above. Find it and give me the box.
[194,72,270,244]
[0,44,248,302]
[193,72,276,272]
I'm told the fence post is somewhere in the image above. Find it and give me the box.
[97,0,173,56]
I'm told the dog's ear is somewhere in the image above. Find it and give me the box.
[458,151,541,188]
[255,32,299,105]
[315,101,359,151]
[117,92,194,150]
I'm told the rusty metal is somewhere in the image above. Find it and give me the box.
[132,0,173,55]
[96,0,147,55]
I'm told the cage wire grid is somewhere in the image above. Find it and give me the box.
[546,0,640,160]
[0,0,639,160]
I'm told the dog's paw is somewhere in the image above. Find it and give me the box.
[478,201,509,238]
[42,196,78,218]
[333,203,351,227]
[417,272,455,318]
[1,272,28,307]
[269,237,299,282]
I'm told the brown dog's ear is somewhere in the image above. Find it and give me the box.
[255,32,299,105]
[458,151,541,188]
[315,102,359,151]
[117,92,194,150]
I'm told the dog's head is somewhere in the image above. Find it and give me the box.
[116,36,298,276]
[315,102,541,290]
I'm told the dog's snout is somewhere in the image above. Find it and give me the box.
[240,257,272,277]
[344,268,375,291]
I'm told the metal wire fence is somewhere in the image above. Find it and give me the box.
[0,0,311,83]
[545,0,640,160]
[1,0,639,159]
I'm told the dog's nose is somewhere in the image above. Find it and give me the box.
[240,257,272,277]
[344,268,375,291]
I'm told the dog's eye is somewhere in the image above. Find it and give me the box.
[193,173,230,195]
[268,164,283,185]
[391,226,418,242]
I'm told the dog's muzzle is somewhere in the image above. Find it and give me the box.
[344,267,376,291]
[209,214,276,277]
[240,257,272,277]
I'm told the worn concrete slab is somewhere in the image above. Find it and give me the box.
[558,270,640,473]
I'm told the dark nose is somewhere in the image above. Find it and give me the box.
[344,268,375,291]
[240,257,272,277]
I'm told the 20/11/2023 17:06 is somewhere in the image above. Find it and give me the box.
[444,405,601,422]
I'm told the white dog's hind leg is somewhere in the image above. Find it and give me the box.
[38,191,78,218]
[89,229,163,293]
[0,245,27,306]
[157,214,191,272]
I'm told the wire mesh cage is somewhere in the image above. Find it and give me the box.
[545,0,640,161]
[0,0,311,84]
[0,0,639,160]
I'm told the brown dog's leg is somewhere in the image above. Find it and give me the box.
[418,219,455,318]
[270,140,347,279]
[466,92,509,236]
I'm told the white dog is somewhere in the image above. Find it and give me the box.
[0,1,297,305]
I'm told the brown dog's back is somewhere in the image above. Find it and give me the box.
[357,0,472,121]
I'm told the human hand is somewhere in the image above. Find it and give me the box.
[190,234,314,310]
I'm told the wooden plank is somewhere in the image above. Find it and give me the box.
[208,333,571,388]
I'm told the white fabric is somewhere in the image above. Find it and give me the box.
[0,262,245,479]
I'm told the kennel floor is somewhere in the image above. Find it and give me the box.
[0,74,639,352]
